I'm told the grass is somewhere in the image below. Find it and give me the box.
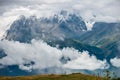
[0,73,106,80]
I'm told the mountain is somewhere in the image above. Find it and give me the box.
[4,11,120,60]
[4,11,107,59]
[1,11,120,76]
[5,11,87,43]
[79,22,120,60]
[48,39,105,60]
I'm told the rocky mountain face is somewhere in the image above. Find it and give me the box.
[79,22,120,60]
[6,11,87,42]
[4,11,120,60]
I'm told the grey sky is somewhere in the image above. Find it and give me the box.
[0,0,120,17]
[0,0,120,38]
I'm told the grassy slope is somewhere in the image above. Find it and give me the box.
[0,73,105,80]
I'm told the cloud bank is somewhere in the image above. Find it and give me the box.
[63,52,108,70]
[111,57,120,67]
[0,0,120,38]
[0,39,109,72]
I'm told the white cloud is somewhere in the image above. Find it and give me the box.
[42,0,72,4]
[63,51,109,70]
[0,0,119,38]
[0,39,109,72]
[0,7,37,39]
[110,57,120,67]
[0,39,62,71]
[0,16,17,39]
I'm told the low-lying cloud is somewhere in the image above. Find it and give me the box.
[63,52,108,70]
[111,57,120,68]
[0,39,109,72]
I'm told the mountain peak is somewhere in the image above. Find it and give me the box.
[5,12,87,42]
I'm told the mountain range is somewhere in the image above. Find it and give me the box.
[0,11,120,76]
[5,11,120,60]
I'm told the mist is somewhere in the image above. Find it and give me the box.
[0,39,109,73]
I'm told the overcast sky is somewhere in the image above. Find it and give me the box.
[0,0,120,38]
[0,0,120,19]
[0,0,120,22]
